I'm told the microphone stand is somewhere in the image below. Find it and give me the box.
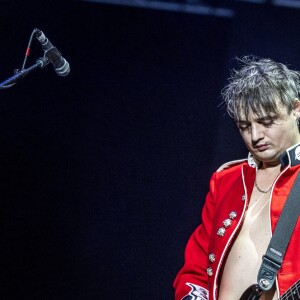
[0,57,49,89]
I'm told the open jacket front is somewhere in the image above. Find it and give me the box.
[174,143,300,300]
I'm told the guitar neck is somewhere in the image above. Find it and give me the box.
[279,279,300,300]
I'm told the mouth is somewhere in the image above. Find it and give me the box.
[255,144,269,152]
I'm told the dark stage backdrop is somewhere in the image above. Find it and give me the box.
[1,1,300,299]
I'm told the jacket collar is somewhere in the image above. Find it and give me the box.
[247,143,300,169]
[280,143,300,168]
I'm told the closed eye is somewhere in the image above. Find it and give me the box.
[257,117,277,127]
[237,122,250,131]
[237,116,278,131]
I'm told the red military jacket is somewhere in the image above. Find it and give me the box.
[174,144,300,300]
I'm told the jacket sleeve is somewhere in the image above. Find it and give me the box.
[173,172,218,300]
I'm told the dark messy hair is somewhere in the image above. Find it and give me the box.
[221,56,300,121]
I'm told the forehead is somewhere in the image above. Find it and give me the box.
[237,110,276,122]
[236,100,290,122]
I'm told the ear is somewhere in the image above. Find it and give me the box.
[293,99,300,118]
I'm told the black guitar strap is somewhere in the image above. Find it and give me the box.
[257,172,300,291]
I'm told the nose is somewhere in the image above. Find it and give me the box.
[251,123,264,143]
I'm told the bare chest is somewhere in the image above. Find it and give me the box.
[218,191,277,300]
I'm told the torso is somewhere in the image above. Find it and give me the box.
[218,168,279,300]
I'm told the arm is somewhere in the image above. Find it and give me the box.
[173,172,218,300]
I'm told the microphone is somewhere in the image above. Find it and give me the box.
[35,29,70,76]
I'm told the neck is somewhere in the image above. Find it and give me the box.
[259,162,281,171]
[255,164,281,194]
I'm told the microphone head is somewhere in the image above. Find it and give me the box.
[35,28,47,44]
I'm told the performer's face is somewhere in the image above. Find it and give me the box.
[236,101,300,165]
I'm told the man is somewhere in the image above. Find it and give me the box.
[174,56,300,300]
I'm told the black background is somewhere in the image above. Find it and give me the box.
[1,1,300,299]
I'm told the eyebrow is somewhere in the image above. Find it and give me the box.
[236,116,277,123]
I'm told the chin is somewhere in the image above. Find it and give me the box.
[258,155,281,164]
[253,151,279,163]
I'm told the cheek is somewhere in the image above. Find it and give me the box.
[270,124,295,146]
[240,132,252,146]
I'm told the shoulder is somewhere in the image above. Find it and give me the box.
[216,153,258,173]
[216,158,248,173]
[209,158,251,190]
[207,159,248,194]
